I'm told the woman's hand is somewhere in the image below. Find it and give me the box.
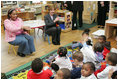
[22,26,31,31]
[54,17,59,23]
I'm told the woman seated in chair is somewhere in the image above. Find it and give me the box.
[44,6,61,45]
[4,8,35,57]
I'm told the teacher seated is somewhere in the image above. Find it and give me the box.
[44,6,61,45]
[4,8,35,57]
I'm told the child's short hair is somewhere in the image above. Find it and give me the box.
[99,35,106,41]
[84,62,96,72]
[31,58,43,73]
[58,47,67,57]
[86,39,92,46]
[82,29,90,36]
[51,63,59,72]
[72,51,83,62]
[111,71,117,79]
[107,52,117,66]
[94,42,104,52]
[60,68,71,79]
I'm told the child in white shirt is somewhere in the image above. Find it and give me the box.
[53,47,72,70]
[80,62,97,79]
[81,42,104,69]
[97,52,117,79]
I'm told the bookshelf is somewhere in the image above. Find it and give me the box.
[109,1,117,19]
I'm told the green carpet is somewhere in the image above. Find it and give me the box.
[77,19,97,30]
[78,22,97,30]
[5,43,72,79]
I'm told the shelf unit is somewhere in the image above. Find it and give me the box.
[56,10,72,31]
[2,1,17,6]
[108,1,117,20]
[24,4,42,14]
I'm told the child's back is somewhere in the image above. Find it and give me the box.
[27,69,53,79]
[97,52,117,79]
[80,45,95,63]
[53,55,72,70]
[97,65,117,79]
[53,47,72,70]
[27,58,53,79]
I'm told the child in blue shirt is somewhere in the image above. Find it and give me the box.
[71,51,83,79]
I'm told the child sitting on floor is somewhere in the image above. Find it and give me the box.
[93,42,104,63]
[53,47,72,70]
[71,51,83,79]
[54,68,71,79]
[72,29,93,49]
[98,35,111,59]
[50,63,59,79]
[80,62,97,79]
[27,58,53,79]
[108,69,117,79]
[97,52,117,79]
[81,42,104,67]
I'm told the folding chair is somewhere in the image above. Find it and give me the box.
[8,44,17,55]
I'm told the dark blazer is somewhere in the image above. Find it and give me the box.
[98,1,109,13]
[72,1,83,11]
[65,1,72,11]
[44,14,58,30]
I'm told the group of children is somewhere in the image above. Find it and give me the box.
[27,29,117,79]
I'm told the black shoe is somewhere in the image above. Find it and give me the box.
[17,52,25,57]
[101,26,104,28]
[53,43,58,45]
[72,27,77,30]
[98,26,101,28]
[57,42,60,45]
[52,42,58,45]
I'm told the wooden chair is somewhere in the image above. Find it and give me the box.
[3,25,17,55]
[8,44,17,55]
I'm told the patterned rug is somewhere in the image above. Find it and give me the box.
[4,43,76,79]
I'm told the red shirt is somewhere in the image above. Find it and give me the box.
[94,62,107,77]
[27,69,53,79]
[103,47,110,59]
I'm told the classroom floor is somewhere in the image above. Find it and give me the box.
[1,16,117,73]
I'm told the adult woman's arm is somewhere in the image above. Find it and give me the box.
[44,15,56,27]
